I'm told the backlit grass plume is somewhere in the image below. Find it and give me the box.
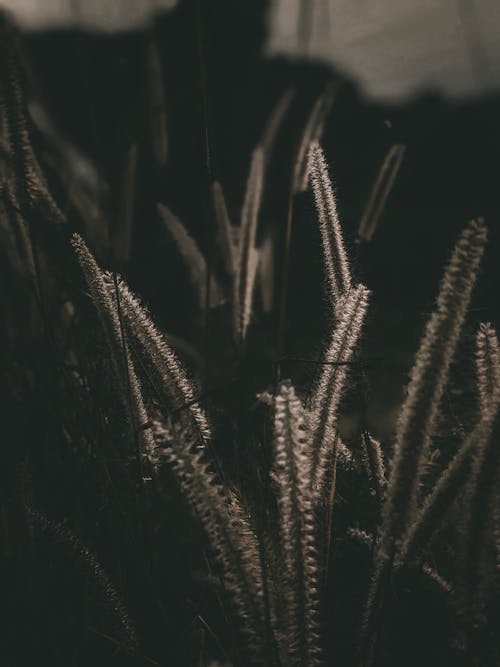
[309,284,370,498]
[273,383,320,666]
[398,387,500,565]
[380,218,487,549]
[103,273,211,444]
[233,147,264,341]
[308,142,351,306]
[74,237,267,662]
[259,89,294,170]
[158,202,223,311]
[459,364,500,644]
[293,84,336,194]
[361,432,386,514]
[71,234,157,470]
[0,17,64,224]
[475,322,500,410]
[158,148,266,343]
[153,418,267,665]
[212,179,236,277]
[360,218,488,664]
[358,143,405,243]
[73,237,269,663]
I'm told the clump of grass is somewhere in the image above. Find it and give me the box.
[63,160,499,666]
[1,22,498,667]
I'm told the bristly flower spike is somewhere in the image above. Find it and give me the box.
[399,388,500,564]
[358,143,405,243]
[259,88,294,169]
[475,322,500,412]
[273,383,321,666]
[0,22,65,224]
[294,83,336,194]
[382,218,487,546]
[71,234,157,469]
[310,284,370,498]
[158,202,222,311]
[361,431,386,513]
[212,180,237,277]
[104,275,211,444]
[308,142,351,307]
[153,421,267,664]
[234,147,264,341]
[360,219,487,663]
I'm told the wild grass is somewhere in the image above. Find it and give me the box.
[1,16,499,667]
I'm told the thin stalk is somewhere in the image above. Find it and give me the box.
[275,185,295,390]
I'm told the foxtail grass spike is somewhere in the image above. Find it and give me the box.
[309,142,351,306]
[347,527,375,547]
[1,184,37,286]
[0,23,64,224]
[347,529,451,593]
[459,392,500,635]
[158,202,222,310]
[399,389,500,563]
[239,148,264,269]
[104,274,211,444]
[381,218,487,550]
[212,180,236,276]
[294,83,336,193]
[310,284,370,497]
[241,246,260,341]
[475,322,500,412]
[360,219,487,664]
[361,431,386,513]
[71,234,157,468]
[358,144,406,243]
[154,421,266,664]
[259,88,294,166]
[273,383,321,666]
[337,438,354,467]
[421,562,452,593]
[234,147,264,340]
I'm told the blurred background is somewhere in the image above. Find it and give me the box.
[4,0,500,98]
